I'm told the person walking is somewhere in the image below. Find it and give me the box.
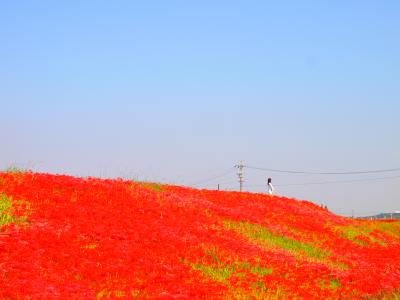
[267,177,275,195]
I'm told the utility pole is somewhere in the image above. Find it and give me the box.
[235,161,244,192]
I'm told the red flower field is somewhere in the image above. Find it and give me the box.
[0,171,399,299]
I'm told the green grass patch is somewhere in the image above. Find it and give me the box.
[192,253,273,283]
[193,259,273,283]
[193,263,236,282]
[96,289,125,299]
[139,182,164,192]
[192,247,272,283]
[0,194,30,226]
[0,194,15,226]
[187,246,276,298]
[334,221,400,247]
[374,222,400,238]
[223,220,331,261]
[318,278,341,290]
[329,278,341,289]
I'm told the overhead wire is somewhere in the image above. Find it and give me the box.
[244,165,400,175]
[201,180,239,188]
[277,174,400,186]
[187,163,400,191]
[240,174,400,188]
[188,167,236,186]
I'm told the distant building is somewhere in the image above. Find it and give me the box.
[359,212,400,220]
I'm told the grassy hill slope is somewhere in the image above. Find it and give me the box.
[0,171,400,299]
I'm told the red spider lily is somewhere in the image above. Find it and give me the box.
[0,171,399,299]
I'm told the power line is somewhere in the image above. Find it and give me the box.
[241,174,400,188]
[277,174,400,186]
[202,180,238,187]
[187,163,400,192]
[189,168,235,186]
[244,165,400,175]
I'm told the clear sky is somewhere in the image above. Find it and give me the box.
[1,1,399,216]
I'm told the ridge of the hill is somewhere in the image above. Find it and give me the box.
[0,171,399,299]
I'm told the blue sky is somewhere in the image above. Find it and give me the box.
[1,1,399,216]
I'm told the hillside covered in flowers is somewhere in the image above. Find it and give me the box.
[0,171,399,299]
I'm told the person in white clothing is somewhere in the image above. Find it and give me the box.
[267,177,275,195]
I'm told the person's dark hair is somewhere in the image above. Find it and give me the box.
[267,178,272,184]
